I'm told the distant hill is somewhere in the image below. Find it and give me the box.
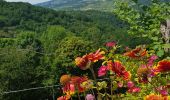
[36,0,170,11]
[36,0,115,11]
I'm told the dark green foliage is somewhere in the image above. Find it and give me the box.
[0,1,147,100]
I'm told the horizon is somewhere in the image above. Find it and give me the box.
[5,0,50,4]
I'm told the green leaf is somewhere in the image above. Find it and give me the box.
[156,49,164,57]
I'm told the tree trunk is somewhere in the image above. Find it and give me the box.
[160,19,170,53]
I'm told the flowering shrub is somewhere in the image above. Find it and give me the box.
[57,42,170,100]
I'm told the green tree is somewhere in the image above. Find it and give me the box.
[41,25,73,53]
[114,0,170,57]
[52,36,94,82]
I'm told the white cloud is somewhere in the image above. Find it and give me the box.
[5,0,50,4]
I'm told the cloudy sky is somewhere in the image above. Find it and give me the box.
[5,0,50,4]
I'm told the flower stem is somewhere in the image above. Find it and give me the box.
[111,79,113,100]
[77,90,81,100]
[89,67,100,97]
[89,67,97,81]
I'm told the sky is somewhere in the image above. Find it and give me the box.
[5,0,50,4]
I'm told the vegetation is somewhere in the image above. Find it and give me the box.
[0,0,169,100]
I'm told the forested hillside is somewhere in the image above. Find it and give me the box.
[0,1,140,100]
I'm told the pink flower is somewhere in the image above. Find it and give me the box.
[105,41,116,47]
[127,81,134,88]
[147,55,158,67]
[150,55,158,61]
[160,90,168,96]
[156,86,168,96]
[98,66,108,77]
[117,82,123,88]
[86,94,95,100]
[128,87,141,93]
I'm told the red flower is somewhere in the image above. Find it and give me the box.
[122,71,131,80]
[75,49,105,70]
[108,60,131,80]
[70,76,88,92]
[153,60,170,73]
[62,83,75,95]
[61,76,88,95]
[124,47,147,58]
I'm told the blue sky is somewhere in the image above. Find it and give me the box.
[5,0,50,4]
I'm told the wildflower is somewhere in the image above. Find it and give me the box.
[156,86,168,96]
[105,41,116,47]
[98,65,108,77]
[75,49,105,70]
[117,81,123,88]
[128,87,141,93]
[122,71,131,80]
[137,66,151,83]
[127,81,141,93]
[75,56,91,70]
[147,55,158,67]
[70,76,88,92]
[127,81,134,88]
[124,47,147,58]
[62,83,75,95]
[144,93,169,100]
[153,60,170,73]
[60,75,71,85]
[57,95,70,100]
[109,60,131,80]
[86,94,95,100]
[87,49,105,62]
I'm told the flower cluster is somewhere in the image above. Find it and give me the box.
[57,42,170,100]
[58,75,89,100]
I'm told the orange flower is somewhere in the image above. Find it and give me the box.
[153,60,170,73]
[75,56,91,70]
[144,93,170,100]
[57,95,70,100]
[124,47,147,58]
[87,49,105,62]
[60,75,71,85]
[75,49,105,70]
